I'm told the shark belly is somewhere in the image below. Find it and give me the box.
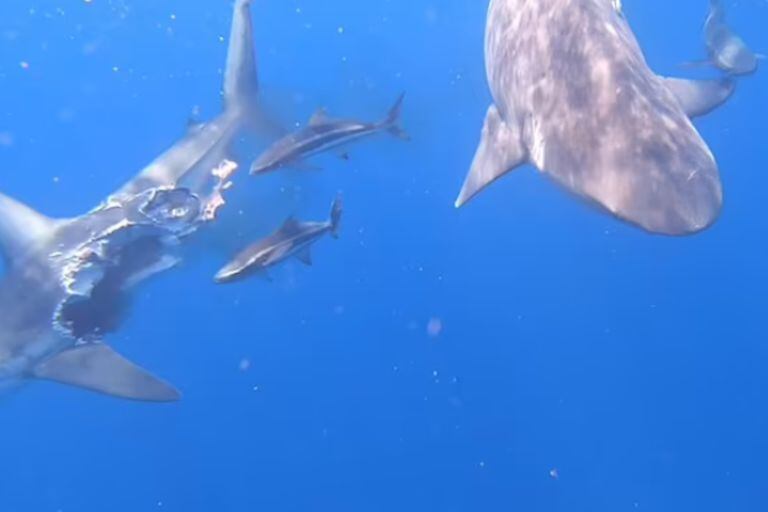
[476,0,724,235]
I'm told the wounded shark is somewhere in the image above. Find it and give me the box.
[214,196,342,284]
[0,0,262,401]
[456,0,736,235]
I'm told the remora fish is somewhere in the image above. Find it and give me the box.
[456,0,736,235]
[250,95,408,175]
[703,0,760,76]
[214,196,343,284]
[0,0,263,401]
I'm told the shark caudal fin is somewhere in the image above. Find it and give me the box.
[0,192,59,265]
[330,195,343,239]
[381,93,409,140]
[223,0,259,115]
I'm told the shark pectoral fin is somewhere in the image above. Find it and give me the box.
[295,248,313,266]
[33,344,180,402]
[662,77,736,118]
[455,104,527,208]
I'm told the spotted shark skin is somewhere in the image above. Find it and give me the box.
[457,0,735,235]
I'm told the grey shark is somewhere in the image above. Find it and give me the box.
[215,196,342,284]
[250,94,407,175]
[0,0,262,401]
[456,0,736,235]
[703,0,760,76]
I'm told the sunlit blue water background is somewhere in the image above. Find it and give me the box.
[1,0,767,510]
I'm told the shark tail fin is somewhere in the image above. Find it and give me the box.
[0,192,59,264]
[223,0,260,115]
[382,93,409,140]
[330,195,343,239]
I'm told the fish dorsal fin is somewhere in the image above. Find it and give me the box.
[295,247,313,266]
[0,192,59,264]
[308,108,331,127]
[280,216,302,236]
[33,343,180,402]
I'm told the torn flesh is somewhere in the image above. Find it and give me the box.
[50,159,240,342]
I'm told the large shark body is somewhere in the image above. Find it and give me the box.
[0,0,261,401]
[456,0,735,235]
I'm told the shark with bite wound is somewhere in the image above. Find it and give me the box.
[0,0,264,401]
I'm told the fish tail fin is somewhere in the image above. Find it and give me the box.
[382,92,409,140]
[329,195,343,239]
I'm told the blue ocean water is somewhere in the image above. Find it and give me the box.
[0,0,767,510]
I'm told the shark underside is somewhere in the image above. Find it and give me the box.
[456,0,736,236]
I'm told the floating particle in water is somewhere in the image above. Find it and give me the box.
[425,7,438,24]
[19,61,29,70]
[549,468,559,480]
[239,358,251,372]
[427,317,443,338]
[0,132,14,147]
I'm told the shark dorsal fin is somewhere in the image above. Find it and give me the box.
[0,192,59,264]
[308,108,331,127]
